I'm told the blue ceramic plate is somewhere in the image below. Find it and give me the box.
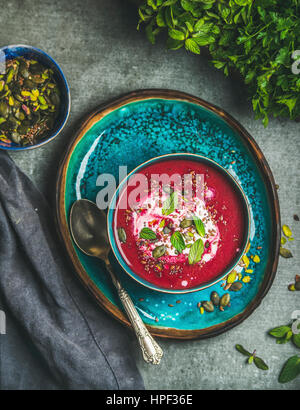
[0,45,70,150]
[107,153,251,294]
[56,90,280,339]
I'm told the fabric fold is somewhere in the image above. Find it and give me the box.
[0,151,144,390]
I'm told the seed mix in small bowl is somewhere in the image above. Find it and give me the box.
[0,45,70,150]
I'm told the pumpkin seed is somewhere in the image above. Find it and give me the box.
[19,63,30,79]
[180,218,193,229]
[210,291,220,306]
[6,68,14,83]
[14,110,25,121]
[0,101,9,118]
[8,96,14,106]
[31,75,45,84]
[152,245,166,258]
[282,225,292,238]
[242,254,250,268]
[163,226,171,234]
[0,56,60,146]
[117,227,127,243]
[253,255,260,263]
[202,301,214,312]
[11,131,21,144]
[24,79,35,89]
[230,282,243,292]
[38,95,47,105]
[220,293,230,307]
[227,271,237,284]
[280,247,293,258]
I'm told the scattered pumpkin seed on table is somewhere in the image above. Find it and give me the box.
[0,57,60,146]
[282,225,292,238]
[280,247,293,258]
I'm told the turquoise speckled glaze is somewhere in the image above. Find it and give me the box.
[63,97,274,334]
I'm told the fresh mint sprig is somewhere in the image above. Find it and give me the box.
[235,345,269,371]
[137,0,300,126]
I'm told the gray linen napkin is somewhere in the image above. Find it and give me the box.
[0,151,144,390]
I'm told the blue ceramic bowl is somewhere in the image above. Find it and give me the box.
[107,153,251,294]
[0,45,70,150]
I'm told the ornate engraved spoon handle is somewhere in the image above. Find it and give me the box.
[106,262,163,365]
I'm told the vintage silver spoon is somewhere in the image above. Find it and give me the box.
[69,199,163,365]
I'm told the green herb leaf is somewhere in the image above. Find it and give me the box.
[279,355,300,384]
[171,231,186,253]
[293,323,300,349]
[193,215,205,237]
[293,333,300,349]
[269,325,291,338]
[185,38,200,54]
[145,19,156,44]
[168,28,185,41]
[235,344,251,357]
[139,227,157,240]
[137,0,300,126]
[162,191,178,216]
[248,355,254,364]
[159,219,166,228]
[254,357,269,371]
[166,37,184,50]
[188,238,204,265]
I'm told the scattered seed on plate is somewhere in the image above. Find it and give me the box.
[253,255,260,263]
[227,271,237,284]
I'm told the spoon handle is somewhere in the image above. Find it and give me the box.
[106,263,163,365]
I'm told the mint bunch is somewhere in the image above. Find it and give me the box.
[137,0,300,126]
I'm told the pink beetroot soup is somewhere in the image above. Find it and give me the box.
[113,158,247,290]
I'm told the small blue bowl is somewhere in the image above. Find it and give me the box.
[0,45,70,150]
[107,153,250,294]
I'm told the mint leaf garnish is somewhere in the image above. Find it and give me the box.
[139,227,157,240]
[170,231,186,253]
[193,215,205,237]
[162,191,178,216]
[188,238,204,265]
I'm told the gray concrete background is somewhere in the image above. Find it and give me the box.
[1,0,299,390]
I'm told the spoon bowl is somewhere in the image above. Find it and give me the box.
[70,199,109,260]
